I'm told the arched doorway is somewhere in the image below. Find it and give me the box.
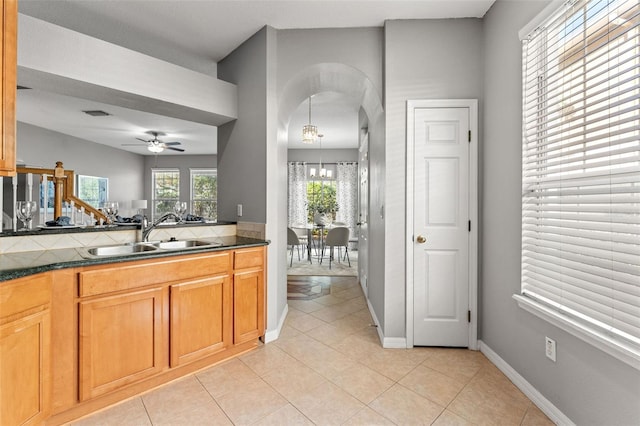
[277,63,383,301]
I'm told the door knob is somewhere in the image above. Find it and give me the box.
[416,235,426,244]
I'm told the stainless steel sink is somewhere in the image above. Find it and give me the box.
[81,239,221,258]
[84,243,159,257]
[153,239,221,249]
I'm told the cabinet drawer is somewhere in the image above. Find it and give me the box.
[79,252,230,297]
[0,273,51,321]
[234,248,264,270]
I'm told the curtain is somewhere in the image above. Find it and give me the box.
[287,162,308,226]
[335,162,358,247]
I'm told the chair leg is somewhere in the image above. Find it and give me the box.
[289,246,293,267]
[345,246,350,267]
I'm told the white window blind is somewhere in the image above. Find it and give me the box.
[519,0,640,367]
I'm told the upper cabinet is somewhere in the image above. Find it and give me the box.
[0,0,17,176]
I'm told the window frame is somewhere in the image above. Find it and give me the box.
[151,168,180,220]
[189,168,217,221]
[516,0,640,370]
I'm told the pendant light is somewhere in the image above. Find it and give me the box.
[302,96,317,144]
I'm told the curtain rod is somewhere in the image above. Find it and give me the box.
[289,161,358,165]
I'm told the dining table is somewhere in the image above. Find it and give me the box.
[293,223,333,262]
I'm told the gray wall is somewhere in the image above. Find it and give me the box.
[277,27,383,98]
[16,122,145,215]
[482,2,640,424]
[384,18,484,338]
[217,27,269,224]
[218,26,285,336]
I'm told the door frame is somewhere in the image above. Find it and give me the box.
[405,99,478,350]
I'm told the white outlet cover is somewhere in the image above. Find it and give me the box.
[545,336,556,362]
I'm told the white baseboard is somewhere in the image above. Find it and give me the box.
[383,337,408,348]
[478,340,574,426]
[365,298,408,348]
[264,304,288,344]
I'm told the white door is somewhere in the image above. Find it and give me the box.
[358,132,369,295]
[413,107,470,347]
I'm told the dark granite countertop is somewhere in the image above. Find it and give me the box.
[0,220,237,238]
[0,235,269,282]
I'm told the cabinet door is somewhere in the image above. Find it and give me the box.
[170,275,231,367]
[0,0,17,176]
[79,288,164,401]
[233,270,265,345]
[0,310,51,426]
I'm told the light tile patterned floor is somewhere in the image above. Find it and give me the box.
[72,276,553,426]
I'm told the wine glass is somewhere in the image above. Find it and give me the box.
[173,201,187,218]
[16,201,37,231]
[102,201,119,224]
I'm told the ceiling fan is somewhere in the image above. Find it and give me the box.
[122,131,185,153]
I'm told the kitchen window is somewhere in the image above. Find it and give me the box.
[516,0,640,369]
[151,168,179,219]
[190,169,217,221]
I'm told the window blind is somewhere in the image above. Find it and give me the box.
[521,0,640,362]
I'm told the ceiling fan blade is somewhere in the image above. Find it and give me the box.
[163,141,182,146]
[122,143,147,146]
[167,146,185,152]
[136,138,150,143]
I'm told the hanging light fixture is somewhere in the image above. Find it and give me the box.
[302,96,318,144]
[147,143,164,153]
[310,134,326,178]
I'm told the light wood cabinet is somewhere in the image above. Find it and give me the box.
[0,273,51,426]
[0,0,17,176]
[1,245,267,425]
[233,248,266,345]
[78,287,165,401]
[170,275,231,366]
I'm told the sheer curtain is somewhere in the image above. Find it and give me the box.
[287,162,308,226]
[335,162,358,246]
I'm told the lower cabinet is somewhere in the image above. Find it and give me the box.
[233,247,266,345]
[170,275,231,367]
[233,270,265,345]
[1,245,266,425]
[78,287,165,401]
[0,273,51,426]
[0,311,50,426]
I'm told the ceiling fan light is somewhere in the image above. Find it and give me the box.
[148,144,164,153]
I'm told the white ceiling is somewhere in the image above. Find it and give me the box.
[17,0,495,155]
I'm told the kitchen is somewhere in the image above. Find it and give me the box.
[1,1,638,425]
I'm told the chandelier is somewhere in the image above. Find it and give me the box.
[302,96,317,144]
[309,134,332,178]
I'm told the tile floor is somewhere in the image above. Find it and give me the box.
[72,276,553,426]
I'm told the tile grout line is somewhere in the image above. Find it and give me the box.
[193,374,236,425]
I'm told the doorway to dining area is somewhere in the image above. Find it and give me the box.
[287,249,358,300]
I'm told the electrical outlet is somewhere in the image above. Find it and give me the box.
[237,204,243,217]
[545,336,556,362]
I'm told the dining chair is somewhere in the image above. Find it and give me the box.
[321,226,350,269]
[291,224,311,259]
[288,227,312,266]
[287,227,301,267]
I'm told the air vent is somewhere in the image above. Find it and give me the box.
[83,110,111,117]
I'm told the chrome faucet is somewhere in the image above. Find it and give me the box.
[142,212,183,242]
